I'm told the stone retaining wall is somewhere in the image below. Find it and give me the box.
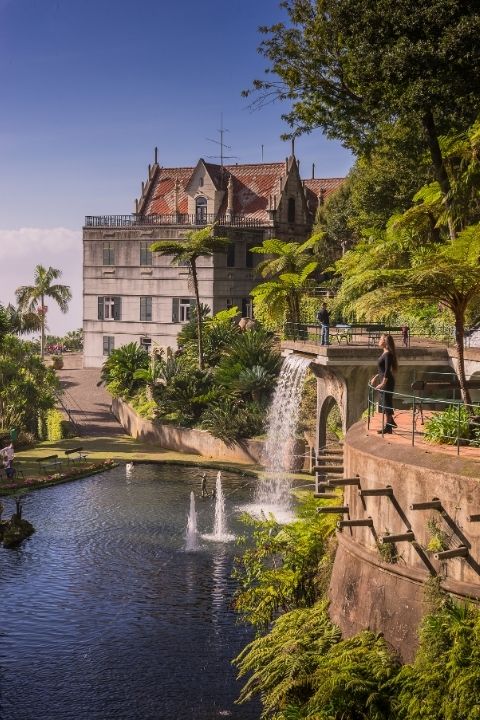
[329,421,480,661]
[112,397,265,464]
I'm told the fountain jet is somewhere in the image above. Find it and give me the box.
[185,491,199,551]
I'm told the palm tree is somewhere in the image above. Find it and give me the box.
[150,225,230,369]
[249,236,320,333]
[15,265,72,359]
[251,235,321,279]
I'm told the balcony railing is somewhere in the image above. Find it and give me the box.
[84,214,268,229]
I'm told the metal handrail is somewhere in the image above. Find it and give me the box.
[84,213,267,228]
[283,322,411,347]
[367,382,480,455]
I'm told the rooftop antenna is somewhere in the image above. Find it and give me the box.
[206,113,238,168]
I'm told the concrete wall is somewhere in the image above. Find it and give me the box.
[329,421,480,661]
[112,397,265,464]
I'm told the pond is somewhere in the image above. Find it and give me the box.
[0,464,260,720]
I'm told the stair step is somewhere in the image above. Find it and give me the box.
[314,466,344,474]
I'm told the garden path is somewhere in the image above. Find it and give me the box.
[56,354,123,437]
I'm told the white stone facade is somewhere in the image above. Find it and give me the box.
[82,155,344,367]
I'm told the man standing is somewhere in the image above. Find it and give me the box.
[317,302,330,346]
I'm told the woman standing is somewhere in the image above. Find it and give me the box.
[371,334,398,434]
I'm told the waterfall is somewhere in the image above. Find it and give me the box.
[256,354,311,510]
[185,491,198,551]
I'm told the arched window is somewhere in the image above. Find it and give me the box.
[195,196,208,224]
[287,197,296,223]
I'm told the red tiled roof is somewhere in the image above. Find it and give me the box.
[144,161,344,221]
[219,162,286,221]
[303,178,344,214]
[145,167,193,215]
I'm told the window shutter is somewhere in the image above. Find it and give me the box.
[227,242,235,267]
[98,297,104,320]
[103,336,109,354]
[172,298,179,323]
[114,296,121,321]
[147,296,152,321]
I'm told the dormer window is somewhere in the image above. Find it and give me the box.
[195,196,208,224]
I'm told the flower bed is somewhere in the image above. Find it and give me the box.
[0,459,117,495]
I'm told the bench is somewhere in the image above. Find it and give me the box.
[65,447,88,463]
[37,454,63,474]
[331,325,353,344]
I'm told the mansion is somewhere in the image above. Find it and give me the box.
[82,150,343,367]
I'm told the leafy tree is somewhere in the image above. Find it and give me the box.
[133,350,167,402]
[151,225,230,369]
[247,1,480,237]
[249,236,319,329]
[335,184,480,404]
[177,305,240,368]
[100,342,149,399]
[63,328,83,351]
[251,236,320,278]
[0,304,41,340]
[15,265,72,359]
[347,123,432,233]
[0,334,58,434]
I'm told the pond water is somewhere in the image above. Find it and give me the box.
[0,464,260,720]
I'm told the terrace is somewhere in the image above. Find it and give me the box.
[84,213,268,229]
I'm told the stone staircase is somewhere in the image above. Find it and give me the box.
[312,443,344,498]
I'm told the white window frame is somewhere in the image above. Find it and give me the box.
[180,298,192,322]
[104,297,116,320]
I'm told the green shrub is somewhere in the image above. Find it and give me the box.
[233,495,339,630]
[423,405,471,445]
[45,408,65,441]
[235,601,399,720]
[37,412,47,440]
[393,601,480,720]
[426,517,449,553]
[199,398,266,442]
[51,355,64,370]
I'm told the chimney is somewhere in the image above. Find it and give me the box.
[312,163,315,179]
[226,175,234,220]
[154,146,158,164]
[174,179,180,217]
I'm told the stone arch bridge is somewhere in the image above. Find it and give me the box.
[282,340,480,452]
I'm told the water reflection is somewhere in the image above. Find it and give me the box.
[0,465,259,720]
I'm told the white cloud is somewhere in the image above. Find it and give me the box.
[0,227,81,260]
[0,227,83,336]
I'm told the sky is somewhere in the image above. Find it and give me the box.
[0,0,353,335]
